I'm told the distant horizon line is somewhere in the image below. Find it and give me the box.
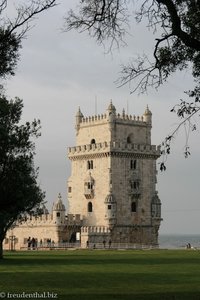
[159,233,200,236]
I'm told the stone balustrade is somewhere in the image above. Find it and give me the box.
[68,142,160,156]
[81,226,111,233]
[81,113,145,124]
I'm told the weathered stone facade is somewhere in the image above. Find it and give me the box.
[68,102,162,247]
[3,194,81,250]
[3,102,162,250]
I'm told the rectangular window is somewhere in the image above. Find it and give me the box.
[90,160,93,169]
[131,202,137,212]
[108,205,112,210]
[68,187,72,193]
[87,160,94,169]
[130,159,137,169]
[130,160,133,169]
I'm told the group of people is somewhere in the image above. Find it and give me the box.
[86,239,112,249]
[27,237,55,250]
[27,237,38,250]
[103,239,112,248]
[186,243,192,249]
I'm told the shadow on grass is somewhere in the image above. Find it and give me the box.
[1,271,200,294]
[2,250,200,267]
[1,251,200,300]
[61,292,200,300]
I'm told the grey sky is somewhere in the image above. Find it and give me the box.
[5,0,200,234]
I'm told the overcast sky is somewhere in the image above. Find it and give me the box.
[4,0,200,234]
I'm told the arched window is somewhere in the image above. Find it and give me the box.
[131,202,137,212]
[127,136,131,143]
[91,139,96,144]
[127,133,133,144]
[88,202,93,212]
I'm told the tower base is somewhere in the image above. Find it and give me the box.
[80,225,159,248]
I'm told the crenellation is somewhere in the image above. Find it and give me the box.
[68,142,160,157]
[77,109,150,129]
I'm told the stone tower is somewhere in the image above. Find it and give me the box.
[67,102,162,247]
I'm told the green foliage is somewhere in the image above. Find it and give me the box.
[1,250,200,299]
[0,95,44,256]
[0,28,21,78]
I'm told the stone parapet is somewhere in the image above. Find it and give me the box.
[16,213,82,227]
[80,113,146,126]
[68,142,160,158]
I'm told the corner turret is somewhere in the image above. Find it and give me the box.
[52,193,66,225]
[143,105,152,125]
[106,100,116,121]
[75,107,83,132]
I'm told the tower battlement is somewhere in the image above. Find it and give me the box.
[75,102,153,146]
[68,142,160,158]
[18,213,82,227]
[80,113,146,125]
[76,102,152,129]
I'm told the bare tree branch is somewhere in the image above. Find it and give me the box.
[0,0,57,78]
[160,87,200,170]
[7,0,57,38]
[0,0,7,15]
[64,0,129,48]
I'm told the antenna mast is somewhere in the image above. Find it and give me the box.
[95,95,97,115]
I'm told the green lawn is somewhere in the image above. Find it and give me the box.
[1,249,200,300]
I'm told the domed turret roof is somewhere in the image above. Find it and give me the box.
[144,105,152,115]
[107,100,116,113]
[53,193,66,211]
[76,106,83,117]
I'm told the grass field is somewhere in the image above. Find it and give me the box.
[1,249,200,300]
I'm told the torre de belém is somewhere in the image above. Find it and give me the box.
[4,102,162,249]
[67,101,162,247]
